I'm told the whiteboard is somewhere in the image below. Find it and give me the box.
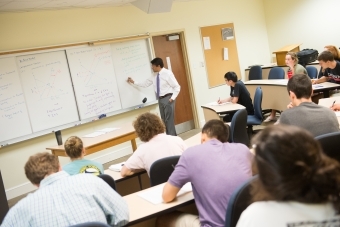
[66,45,122,119]
[17,51,79,132]
[111,39,156,109]
[0,57,32,142]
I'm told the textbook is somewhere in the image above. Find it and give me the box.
[109,162,126,172]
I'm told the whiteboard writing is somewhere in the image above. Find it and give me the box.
[0,57,32,142]
[67,45,122,119]
[17,51,79,132]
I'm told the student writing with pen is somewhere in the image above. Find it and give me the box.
[217,71,254,122]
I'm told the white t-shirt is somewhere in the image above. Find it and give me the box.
[124,133,187,175]
[237,201,340,227]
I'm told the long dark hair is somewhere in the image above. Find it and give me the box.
[251,125,340,213]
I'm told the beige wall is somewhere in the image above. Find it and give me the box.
[0,0,271,198]
[263,0,340,58]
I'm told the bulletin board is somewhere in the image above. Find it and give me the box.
[200,23,241,88]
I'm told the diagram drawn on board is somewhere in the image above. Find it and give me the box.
[66,45,122,120]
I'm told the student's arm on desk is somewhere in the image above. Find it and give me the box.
[163,182,181,203]
[120,151,144,177]
[331,104,340,111]
[217,97,232,104]
[231,97,238,104]
[120,165,134,177]
[312,76,328,84]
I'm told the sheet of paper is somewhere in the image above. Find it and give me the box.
[137,182,192,205]
[334,111,340,117]
[96,127,120,133]
[312,84,323,88]
[109,162,126,172]
[208,101,231,106]
[83,131,106,138]
[203,37,211,50]
[223,48,229,60]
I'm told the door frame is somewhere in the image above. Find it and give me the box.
[150,30,199,129]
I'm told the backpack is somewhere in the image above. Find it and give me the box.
[297,49,319,67]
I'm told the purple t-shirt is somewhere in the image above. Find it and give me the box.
[168,139,253,227]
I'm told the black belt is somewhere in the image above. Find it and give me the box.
[159,93,173,99]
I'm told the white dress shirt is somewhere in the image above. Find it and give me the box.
[134,67,181,100]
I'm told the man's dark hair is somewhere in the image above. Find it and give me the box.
[224,71,238,82]
[202,119,229,142]
[287,74,312,99]
[317,51,335,62]
[151,57,164,68]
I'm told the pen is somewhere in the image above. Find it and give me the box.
[218,97,220,103]
[332,100,336,107]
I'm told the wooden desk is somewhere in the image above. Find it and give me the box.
[201,103,245,122]
[124,183,194,226]
[245,80,340,112]
[46,123,137,157]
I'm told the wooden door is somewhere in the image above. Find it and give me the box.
[152,35,194,134]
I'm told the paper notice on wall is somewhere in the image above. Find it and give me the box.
[203,37,211,50]
[166,57,172,71]
[223,48,229,60]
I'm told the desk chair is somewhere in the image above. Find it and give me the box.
[230,109,249,146]
[69,222,111,227]
[224,175,258,227]
[315,131,340,162]
[97,174,116,191]
[248,66,262,80]
[149,156,180,186]
[262,67,285,116]
[0,170,9,224]
[247,87,263,138]
[306,66,318,79]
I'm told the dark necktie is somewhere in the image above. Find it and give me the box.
[156,73,160,99]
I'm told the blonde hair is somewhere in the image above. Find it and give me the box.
[325,45,340,60]
[25,152,59,185]
[286,52,299,64]
[64,136,83,159]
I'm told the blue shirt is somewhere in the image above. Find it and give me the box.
[1,171,129,227]
[63,159,104,175]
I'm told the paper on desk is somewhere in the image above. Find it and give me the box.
[137,182,192,205]
[109,162,126,172]
[83,131,106,138]
[313,84,324,88]
[96,127,120,133]
[208,101,231,106]
[334,111,340,117]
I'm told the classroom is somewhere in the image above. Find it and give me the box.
[0,0,340,224]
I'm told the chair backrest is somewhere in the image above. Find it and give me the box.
[306,66,318,79]
[149,156,180,186]
[248,66,262,80]
[315,131,340,162]
[230,109,249,146]
[97,174,116,191]
[0,170,9,224]
[268,67,285,79]
[69,222,111,227]
[253,87,263,121]
[224,175,258,227]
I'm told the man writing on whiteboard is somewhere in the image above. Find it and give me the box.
[127,57,180,136]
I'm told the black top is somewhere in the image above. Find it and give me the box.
[318,59,340,79]
[324,61,340,84]
[230,80,254,115]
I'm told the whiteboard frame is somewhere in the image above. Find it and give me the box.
[0,36,156,147]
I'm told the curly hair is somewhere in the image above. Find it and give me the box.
[64,136,83,159]
[25,152,59,185]
[133,112,165,142]
[251,125,340,213]
[286,52,299,64]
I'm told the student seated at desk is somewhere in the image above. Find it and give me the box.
[159,120,253,227]
[277,74,339,137]
[2,152,129,227]
[318,45,340,79]
[237,125,340,227]
[121,112,186,177]
[265,52,308,122]
[313,51,340,84]
[63,136,104,175]
[218,71,254,122]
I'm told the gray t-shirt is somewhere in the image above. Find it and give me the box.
[279,102,339,137]
[168,139,253,227]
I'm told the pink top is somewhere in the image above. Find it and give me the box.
[124,133,187,175]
